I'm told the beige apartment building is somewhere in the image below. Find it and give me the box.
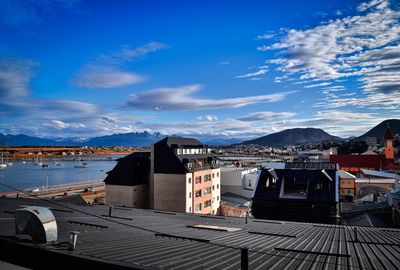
[105,137,221,215]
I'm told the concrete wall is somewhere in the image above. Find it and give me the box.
[105,184,147,208]
[153,173,187,212]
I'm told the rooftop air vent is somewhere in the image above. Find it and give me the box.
[15,206,58,243]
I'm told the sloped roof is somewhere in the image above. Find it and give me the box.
[156,136,204,147]
[1,197,400,269]
[338,170,356,179]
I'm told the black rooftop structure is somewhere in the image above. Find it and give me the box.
[1,197,400,269]
[158,137,205,148]
[104,152,150,186]
[153,136,218,174]
[252,162,339,224]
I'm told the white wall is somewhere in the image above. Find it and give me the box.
[212,168,220,215]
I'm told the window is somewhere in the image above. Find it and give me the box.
[189,192,192,198]
[217,184,219,189]
[195,190,202,198]
[195,203,202,211]
[279,177,308,199]
[266,177,277,188]
[248,180,251,187]
[195,176,202,184]
[204,187,211,195]
[347,180,351,184]
[341,180,344,184]
[204,200,211,208]
[204,174,211,182]
[341,189,344,193]
[212,173,215,178]
[217,172,219,177]
[188,177,191,184]
[177,148,182,155]
[217,196,219,201]
[189,206,192,212]
[212,185,215,190]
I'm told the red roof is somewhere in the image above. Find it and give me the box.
[384,127,394,140]
[330,154,396,171]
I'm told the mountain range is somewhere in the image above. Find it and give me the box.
[0,132,165,147]
[0,119,398,147]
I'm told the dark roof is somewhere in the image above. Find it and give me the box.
[284,162,336,170]
[1,197,400,269]
[104,152,150,186]
[384,127,394,140]
[330,154,396,169]
[156,137,204,147]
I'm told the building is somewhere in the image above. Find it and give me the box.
[2,197,400,269]
[104,152,150,208]
[252,162,339,224]
[220,166,258,198]
[330,127,396,173]
[219,167,258,217]
[105,137,221,215]
[355,169,397,197]
[338,170,356,201]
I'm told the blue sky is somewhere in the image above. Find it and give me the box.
[0,0,399,141]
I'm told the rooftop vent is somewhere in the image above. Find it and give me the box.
[15,206,58,243]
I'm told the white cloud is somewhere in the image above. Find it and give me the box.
[256,33,275,40]
[73,66,145,88]
[0,57,36,98]
[304,82,332,88]
[51,120,85,129]
[125,84,294,111]
[237,111,296,121]
[197,115,218,121]
[258,0,400,96]
[235,68,268,79]
[73,42,167,88]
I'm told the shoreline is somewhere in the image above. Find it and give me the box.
[0,180,105,203]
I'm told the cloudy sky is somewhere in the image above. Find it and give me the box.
[0,0,399,141]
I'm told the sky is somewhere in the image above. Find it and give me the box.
[0,0,399,141]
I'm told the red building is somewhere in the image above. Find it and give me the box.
[330,127,396,173]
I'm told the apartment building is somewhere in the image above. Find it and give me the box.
[151,137,220,215]
[105,137,221,215]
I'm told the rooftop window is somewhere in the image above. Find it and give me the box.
[279,177,308,199]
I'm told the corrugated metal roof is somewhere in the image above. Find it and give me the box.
[1,197,400,269]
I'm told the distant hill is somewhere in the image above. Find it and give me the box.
[241,128,343,146]
[83,132,164,146]
[0,132,165,147]
[354,119,400,141]
[0,133,59,146]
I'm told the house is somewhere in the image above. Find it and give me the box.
[252,162,339,224]
[105,137,221,215]
[338,170,356,201]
